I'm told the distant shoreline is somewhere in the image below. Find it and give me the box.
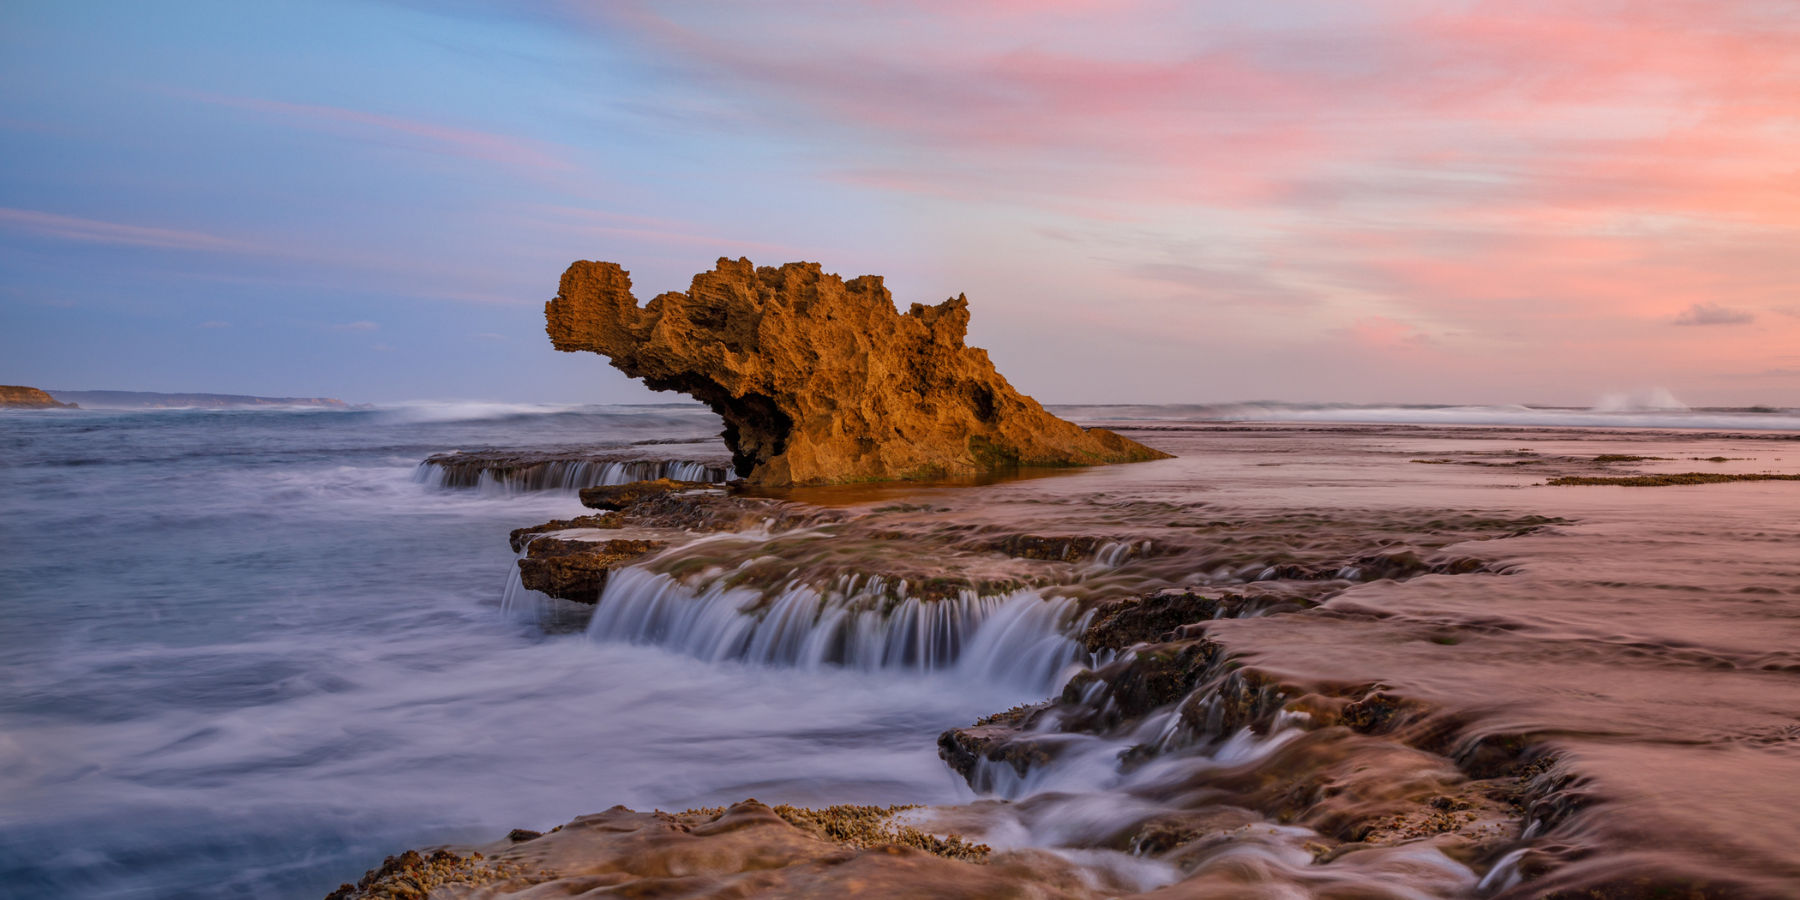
[44,390,349,409]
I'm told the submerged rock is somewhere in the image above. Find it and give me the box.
[0,385,76,409]
[544,257,1172,485]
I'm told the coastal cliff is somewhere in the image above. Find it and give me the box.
[545,257,1170,486]
[0,385,76,409]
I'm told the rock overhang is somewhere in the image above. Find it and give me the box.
[546,257,1172,486]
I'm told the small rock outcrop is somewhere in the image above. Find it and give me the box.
[0,386,76,409]
[545,258,1171,486]
[577,478,712,511]
[517,538,667,603]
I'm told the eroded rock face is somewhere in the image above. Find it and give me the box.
[0,386,75,409]
[516,538,668,603]
[545,257,1171,485]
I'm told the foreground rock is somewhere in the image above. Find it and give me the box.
[0,385,76,409]
[516,538,668,603]
[323,800,1107,900]
[544,257,1171,485]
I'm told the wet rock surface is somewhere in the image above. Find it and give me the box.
[507,515,620,553]
[544,257,1171,485]
[1547,471,1800,486]
[578,478,716,510]
[323,801,1099,900]
[324,849,519,900]
[435,423,1800,899]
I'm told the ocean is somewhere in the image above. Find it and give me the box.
[3,402,1798,898]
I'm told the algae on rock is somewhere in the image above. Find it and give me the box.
[545,257,1171,486]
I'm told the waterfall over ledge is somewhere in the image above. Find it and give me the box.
[416,457,733,494]
[532,566,1093,694]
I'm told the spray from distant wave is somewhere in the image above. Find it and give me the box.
[1050,395,1800,431]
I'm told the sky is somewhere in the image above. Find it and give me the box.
[2,0,1797,406]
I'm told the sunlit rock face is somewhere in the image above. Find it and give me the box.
[545,257,1171,486]
[0,386,75,408]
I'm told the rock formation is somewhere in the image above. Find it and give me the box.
[0,385,76,409]
[516,538,667,603]
[545,258,1171,486]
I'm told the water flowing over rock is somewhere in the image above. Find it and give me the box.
[582,569,1089,692]
[416,449,732,494]
[544,257,1172,485]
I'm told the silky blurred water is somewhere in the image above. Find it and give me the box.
[0,405,1039,900]
[8,403,1800,900]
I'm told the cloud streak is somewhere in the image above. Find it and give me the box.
[1673,303,1754,326]
[0,208,256,252]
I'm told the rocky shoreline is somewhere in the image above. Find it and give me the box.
[325,473,1588,899]
[319,259,1800,898]
[325,573,1568,900]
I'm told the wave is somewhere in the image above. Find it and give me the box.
[503,563,1093,694]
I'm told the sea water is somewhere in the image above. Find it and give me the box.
[0,405,1041,899]
[6,402,1800,899]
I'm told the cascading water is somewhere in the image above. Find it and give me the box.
[933,686,1484,898]
[415,458,733,494]
[580,567,1092,694]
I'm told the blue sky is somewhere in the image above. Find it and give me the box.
[4,1,1797,405]
[1,1,922,401]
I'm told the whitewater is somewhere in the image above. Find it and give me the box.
[0,404,1061,898]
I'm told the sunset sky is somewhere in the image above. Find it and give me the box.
[3,0,1797,405]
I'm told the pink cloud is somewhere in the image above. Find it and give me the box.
[542,0,1800,396]
[1345,316,1435,351]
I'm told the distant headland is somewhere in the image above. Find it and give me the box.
[0,385,78,408]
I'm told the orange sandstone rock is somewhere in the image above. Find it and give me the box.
[546,258,1171,486]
